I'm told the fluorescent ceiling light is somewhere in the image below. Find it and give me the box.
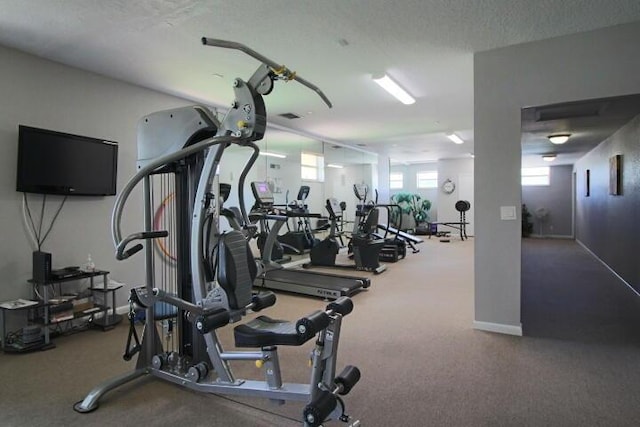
[326,163,343,169]
[548,134,570,144]
[373,74,415,105]
[446,133,464,144]
[259,151,286,159]
[542,155,556,162]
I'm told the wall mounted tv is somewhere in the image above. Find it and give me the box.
[16,125,118,196]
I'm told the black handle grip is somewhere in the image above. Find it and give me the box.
[195,309,231,333]
[326,297,353,316]
[296,310,331,338]
[141,230,169,239]
[335,365,361,395]
[117,243,143,260]
[303,390,337,427]
[252,292,276,312]
[116,231,168,260]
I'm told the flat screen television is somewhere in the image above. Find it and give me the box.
[16,125,118,196]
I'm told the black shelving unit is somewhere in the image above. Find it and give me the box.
[16,269,124,350]
[0,299,54,353]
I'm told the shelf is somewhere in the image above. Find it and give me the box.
[2,339,55,353]
[89,284,123,292]
[40,304,106,324]
[3,269,118,353]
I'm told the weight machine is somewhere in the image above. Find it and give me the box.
[74,38,360,427]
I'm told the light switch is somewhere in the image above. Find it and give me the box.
[500,206,517,220]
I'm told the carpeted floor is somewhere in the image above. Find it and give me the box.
[1,237,639,426]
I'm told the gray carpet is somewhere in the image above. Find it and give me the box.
[521,238,640,344]
[1,237,639,426]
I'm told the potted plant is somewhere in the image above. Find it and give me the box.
[522,204,533,237]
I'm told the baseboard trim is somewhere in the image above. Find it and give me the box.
[473,321,523,336]
[576,239,640,297]
[529,234,573,239]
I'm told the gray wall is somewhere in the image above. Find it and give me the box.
[522,165,573,237]
[574,114,640,292]
[0,45,193,308]
[474,22,640,335]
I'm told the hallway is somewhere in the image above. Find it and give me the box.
[521,238,640,345]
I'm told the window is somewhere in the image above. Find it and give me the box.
[390,172,403,189]
[417,171,438,189]
[301,152,324,181]
[522,167,550,186]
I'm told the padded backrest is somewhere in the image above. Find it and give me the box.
[217,230,256,309]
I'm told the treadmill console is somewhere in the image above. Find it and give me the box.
[251,181,274,208]
[326,198,342,217]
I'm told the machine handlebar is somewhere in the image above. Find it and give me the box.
[116,231,169,260]
[201,37,332,108]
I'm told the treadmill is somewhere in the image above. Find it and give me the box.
[251,181,371,300]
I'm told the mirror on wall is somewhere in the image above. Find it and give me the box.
[323,143,378,223]
[217,128,326,223]
[217,128,380,233]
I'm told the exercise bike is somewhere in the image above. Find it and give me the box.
[74,38,361,427]
[277,186,321,254]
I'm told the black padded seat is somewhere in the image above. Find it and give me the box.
[234,316,314,348]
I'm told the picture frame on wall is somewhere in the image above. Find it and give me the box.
[609,154,622,195]
[585,169,590,197]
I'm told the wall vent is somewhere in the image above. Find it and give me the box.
[535,102,606,122]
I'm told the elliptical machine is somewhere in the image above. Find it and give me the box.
[352,184,408,262]
[74,38,361,427]
[305,198,386,274]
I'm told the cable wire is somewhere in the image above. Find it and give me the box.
[39,195,67,246]
[23,193,40,249]
[22,193,68,250]
[22,194,39,249]
[38,194,46,245]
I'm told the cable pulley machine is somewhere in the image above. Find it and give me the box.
[74,38,360,427]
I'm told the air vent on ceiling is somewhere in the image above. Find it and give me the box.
[535,102,606,122]
[279,112,301,119]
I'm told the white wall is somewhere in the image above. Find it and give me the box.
[390,163,439,221]
[438,158,474,235]
[0,45,194,307]
[474,22,640,335]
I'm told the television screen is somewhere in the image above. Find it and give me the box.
[16,125,118,196]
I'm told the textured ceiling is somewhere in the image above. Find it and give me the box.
[1,0,640,164]
[521,94,640,168]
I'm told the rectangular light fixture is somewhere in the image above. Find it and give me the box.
[326,164,343,169]
[446,133,464,144]
[259,151,286,159]
[373,74,415,105]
